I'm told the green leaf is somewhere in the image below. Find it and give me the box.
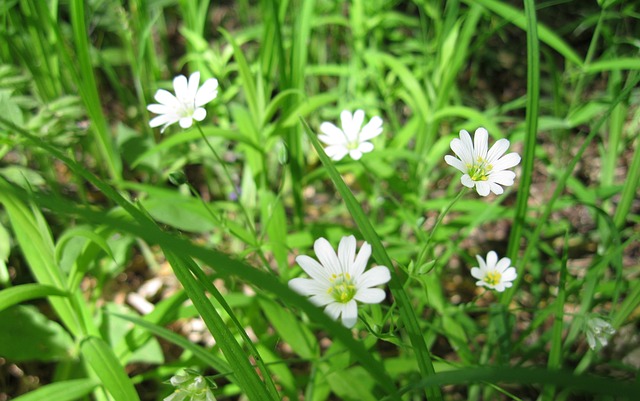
[81,336,141,401]
[0,305,74,361]
[11,379,98,401]
[0,284,67,313]
[258,296,317,359]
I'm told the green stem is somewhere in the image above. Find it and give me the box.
[415,188,467,270]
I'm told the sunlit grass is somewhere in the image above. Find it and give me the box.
[0,1,638,400]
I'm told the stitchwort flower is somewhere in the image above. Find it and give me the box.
[164,370,216,401]
[148,72,219,133]
[319,109,383,161]
[289,235,391,328]
[585,315,615,350]
[471,251,517,292]
[445,127,521,196]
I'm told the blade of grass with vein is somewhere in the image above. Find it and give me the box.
[163,250,279,401]
[0,118,398,397]
[542,231,569,401]
[69,0,121,181]
[11,379,98,401]
[0,284,66,312]
[80,336,141,401]
[614,133,640,228]
[0,184,82,336]
[505,0,539,282]
[110,312,232,378]
[386,367,640,399]
[301,117,442,401]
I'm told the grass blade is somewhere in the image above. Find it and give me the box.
[11,379,98,401]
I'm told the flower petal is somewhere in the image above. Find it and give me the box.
[474,127,489,160]
[475,181,491,196]
[324,145,348,161]
[149,114,178,129]
[359,116,383,141]
[172,75,189,99]
[354,288,386,304]
[486,138,510,163]
[346,109,365,140]
[319,122,346,144]
[324,302,342,321]
[349,149,363,160]
[295,254,330,283]
[349,241,371,278]
[492,152,521,171]
[356,265,391,288]
[187,71,201,101]
[444,155,466,173]
[358,141,374,153]
[489,182,504,195]
[154,89,180,108]
[147,103,174,114]
[460,174,475,188]
[314,237,343,275]
[489,170,516,186]
[450,137,473,165]
[179,116,193,129]
[486,251,498,268]
[195,78,219,106]
[341,300,358,328]
[470,267,483,280]
[289,277,325,296]
[501,267,517,282]
[192,108,206,121]
[338,236,356,273]
[309,293,335,307]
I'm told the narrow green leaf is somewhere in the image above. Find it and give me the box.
[387,367,640,399]
[109,312,232,375]
[466,0,583,66]
[11,379,98,401]
[81,336,141,401]
[164,250,278,401]
[0,284,67,313]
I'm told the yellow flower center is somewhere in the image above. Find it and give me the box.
[327,273,356,303]
[467,157,493,181]
[483,271,502,286]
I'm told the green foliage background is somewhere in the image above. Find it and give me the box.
[0,0,639,400]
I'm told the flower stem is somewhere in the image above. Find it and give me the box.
[415,188,467,270]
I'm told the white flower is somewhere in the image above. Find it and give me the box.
[289,235,391,328]
[148,72,219,133]
[444,127,521,196]
[319,110,383,161]
[164,371,216,401]
[470,251,517,292]
[585,316,615,350]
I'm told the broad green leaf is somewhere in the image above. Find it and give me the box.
[0,305,74,361]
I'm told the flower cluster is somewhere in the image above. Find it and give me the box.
[585,316,616,350]
[289,235,390,328]
[471,251,517,292]
[148,72,218,133]
[164,371,216,401]
[445,127,521,196]
[318,110,383,161]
